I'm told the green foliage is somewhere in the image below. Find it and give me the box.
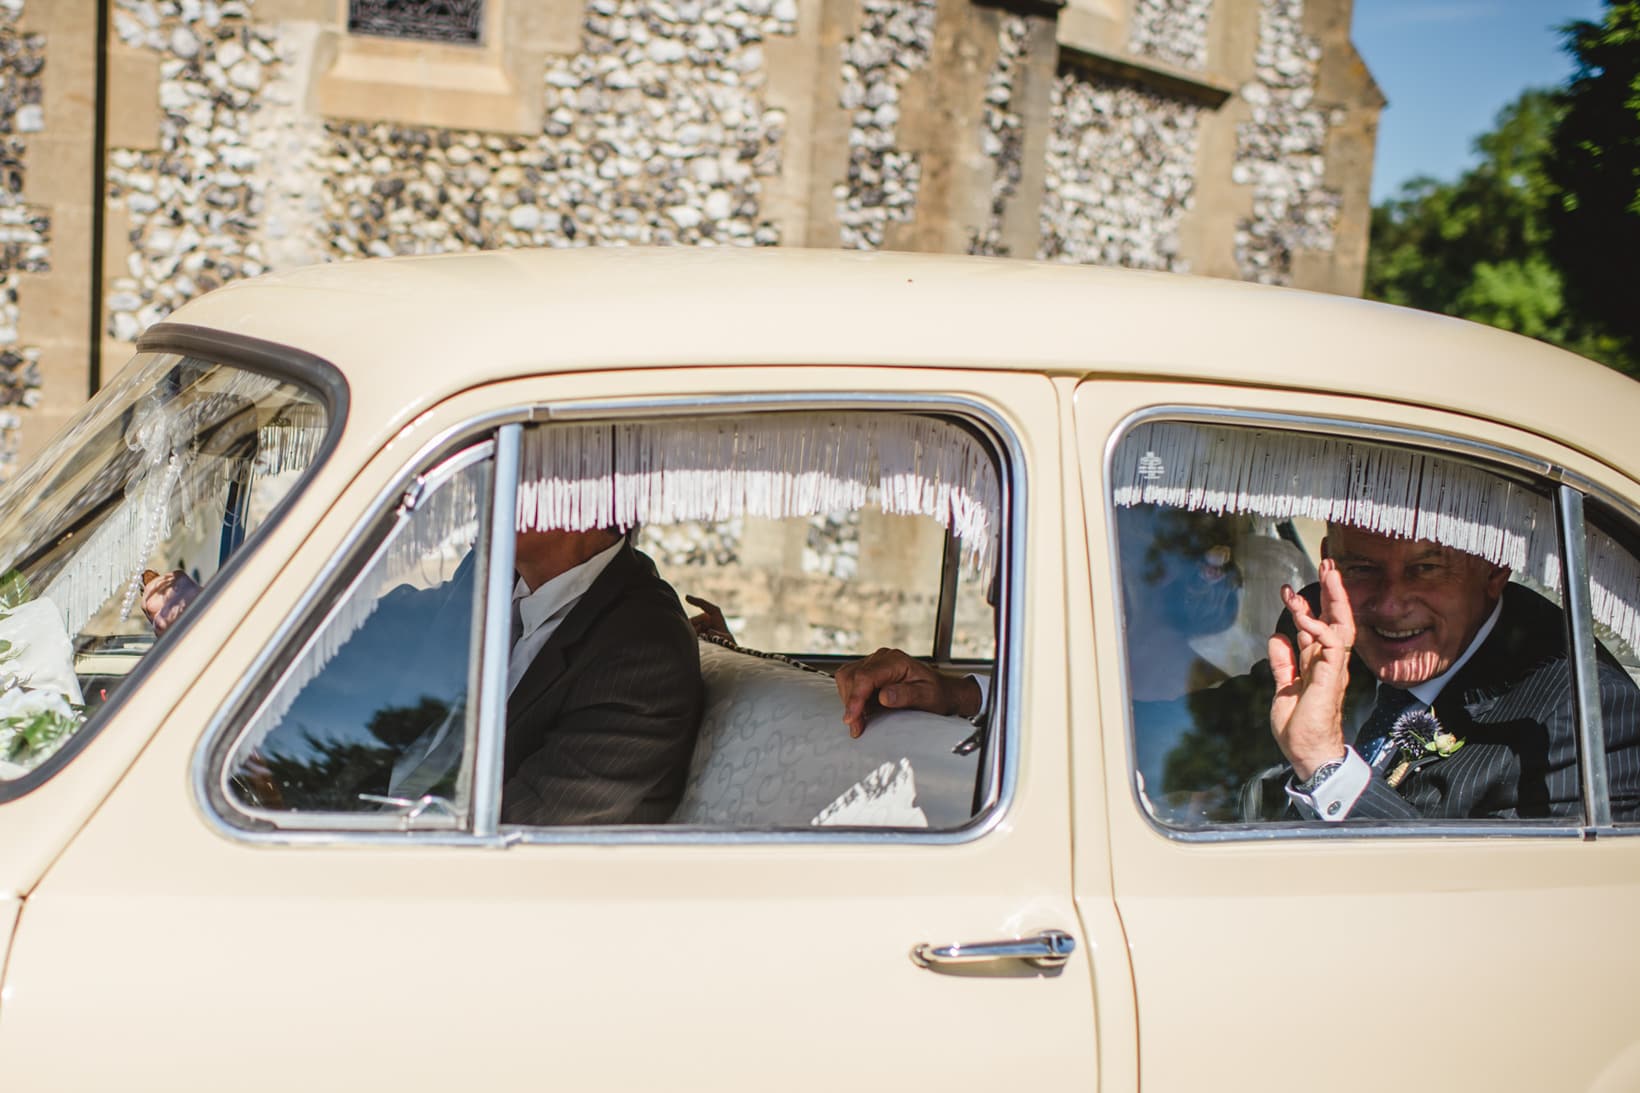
[0,691,84,767]
[254,696,455,811]
[1546,0,1640,352]
[1453,258,1565,341]
[3,705,79,763]
[0,569,29,613]
[1366,75,1637,374]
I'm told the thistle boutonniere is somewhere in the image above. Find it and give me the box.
[1383,708,1464,788]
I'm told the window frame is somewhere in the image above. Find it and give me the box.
[0,326,347,804]
[315,0,552,137]
[1105,404,1631,842]
[213,438,497,835]
[194,392,1026,848]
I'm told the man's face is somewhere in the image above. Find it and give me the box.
[1324,526,1510,687]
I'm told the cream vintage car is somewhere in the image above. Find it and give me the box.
[1,248,1638,1091]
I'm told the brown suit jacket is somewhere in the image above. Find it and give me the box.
[500,539,704,825]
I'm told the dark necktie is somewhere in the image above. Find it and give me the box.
[1354,684,1420,772]
[509,595,525,652]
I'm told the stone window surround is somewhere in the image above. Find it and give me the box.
[1055,0,1234,105]
[1055,40,1232,108]
[314,0,550,135]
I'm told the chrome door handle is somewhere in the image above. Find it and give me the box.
[910,929,1077,970]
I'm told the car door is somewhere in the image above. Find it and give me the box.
[1072,379,1640,1092]
[0,366,1124,1090]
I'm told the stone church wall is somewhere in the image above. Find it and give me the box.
[0,0,1381,471]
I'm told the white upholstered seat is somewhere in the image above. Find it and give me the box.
[671,641,980,828]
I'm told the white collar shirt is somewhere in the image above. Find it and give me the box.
[507,537,624,695]
[1405,595,1503,707]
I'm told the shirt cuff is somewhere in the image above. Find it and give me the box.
[964,674,988,722]
[1284,747,1372,821]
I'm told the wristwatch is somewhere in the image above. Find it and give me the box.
[1292,755,1347,794]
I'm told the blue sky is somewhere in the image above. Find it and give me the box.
[1353,0,1607,202]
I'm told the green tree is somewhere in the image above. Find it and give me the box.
[251,695,455,811]
[1366,88,1635,373]
[1546,0,1640,354]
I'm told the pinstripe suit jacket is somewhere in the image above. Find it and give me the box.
[1344,583,1640,821]
[1155,583,1640,822]
[499,540,704,826]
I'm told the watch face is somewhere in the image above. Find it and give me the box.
[1297,759,1343,793]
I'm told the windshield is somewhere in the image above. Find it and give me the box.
[0,352,329,783]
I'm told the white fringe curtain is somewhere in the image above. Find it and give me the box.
[41,370,285,638]
[1587,524,1640,655]
[518,414,1002,576]
[40,460,234,639]
[1113,421,1640,652]
[254,404,328,480]
[234,461,485,764]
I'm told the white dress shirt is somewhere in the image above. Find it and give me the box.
[507,536,624,695]
[1288,597,1504,821]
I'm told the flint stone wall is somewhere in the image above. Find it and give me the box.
[107,0,793,345]
[1127,0,1212,72]
[0,0,46,476]
[1040,71,1200,273]
[1232,0,1341,285]
[0,0,1378,472]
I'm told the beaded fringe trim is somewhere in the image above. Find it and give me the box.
[518,414,1001,577]
[1113,421,1640,652]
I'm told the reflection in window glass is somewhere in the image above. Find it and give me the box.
[1113,421,1632,828]
[0,354,328,781]
[225,450,489,827]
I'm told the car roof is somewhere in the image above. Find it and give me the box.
[155,246,1640,477]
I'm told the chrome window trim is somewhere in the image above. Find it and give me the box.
[1103,404,1615,844]
[213,441,495,834]
[1558,487,1615,832]
[192,391,1024,849]
[1140,821,1584,841]
[192,409,523,844]
[1565,473,1640,832]
[471,424,520,838]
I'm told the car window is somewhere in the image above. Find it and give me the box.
[639,509,995,659]
[516,411,1002,831]
[1583,500,1640,825]
[221,444,491,830]
[0,353,331,786]
[1108,418,1633,830]
[213,407,1008,836]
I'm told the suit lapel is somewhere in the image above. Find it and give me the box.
[505,538,642,731]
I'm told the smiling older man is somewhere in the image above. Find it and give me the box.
[1241,524,1640,821]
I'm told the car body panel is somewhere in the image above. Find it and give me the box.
[2,249,1638,1090]
[0,896,16,987]
[0,366,1115,1090]
[1073,379,1640,1090]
